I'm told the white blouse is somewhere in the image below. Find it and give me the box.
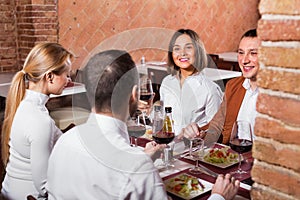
[1,90,62,200]
[160,72,223,135]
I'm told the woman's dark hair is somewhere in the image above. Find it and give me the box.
[168,29,207,75]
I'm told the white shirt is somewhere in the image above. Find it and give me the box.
[160,72,223,135]
[1,90,62,200]
[46,113,168,200]
[237,79,259,140]
[209,193,225,200]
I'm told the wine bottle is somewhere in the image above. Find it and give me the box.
[163,106,174,134]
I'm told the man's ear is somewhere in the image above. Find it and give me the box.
[131,85,139,102]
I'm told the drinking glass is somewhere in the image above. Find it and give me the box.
[229,120,253,177]
[127,116,146,147]
[189,138,204,174]
[152,128,175,169]
[139,76,154,117]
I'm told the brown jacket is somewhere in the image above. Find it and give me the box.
[208,76,246,144]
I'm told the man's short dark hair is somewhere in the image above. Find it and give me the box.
[242,29,257,38]
[82,50,138,114]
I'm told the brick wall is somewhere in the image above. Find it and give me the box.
[58,0,260,70]
[1,0,260,73]
[16,0,58,66]
[0,0,58,73]
[0,0,17,72]
[251,0,300,199]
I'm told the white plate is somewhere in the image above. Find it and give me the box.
[185,144,240,169]
[164,173,213,199]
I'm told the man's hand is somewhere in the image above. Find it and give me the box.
[138,92,156,116]
[211,174,240,200]
[178,122,207,140]
[144,141,166,160]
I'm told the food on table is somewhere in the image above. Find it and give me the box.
[143,128,153,140]
[165,174,204,198]
[145,128,152,135]
[203,147,238,164]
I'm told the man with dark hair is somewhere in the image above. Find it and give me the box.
[46,50,168,199]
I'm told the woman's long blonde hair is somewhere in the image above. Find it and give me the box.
[1,43,73,166]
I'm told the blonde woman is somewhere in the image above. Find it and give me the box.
[1,43,73,199]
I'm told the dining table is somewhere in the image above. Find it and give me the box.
[0,72,86,98]
[137,62,242,81]
[135,137,253,200]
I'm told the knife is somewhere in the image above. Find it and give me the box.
[198,179,205,190]
[198,163,219,178]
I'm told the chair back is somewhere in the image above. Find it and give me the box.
[27,195,37,200]
[147,66,168,102]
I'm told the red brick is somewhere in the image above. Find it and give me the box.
[31,0,45,4]
[252,162,300,197]
[259,0,300,15]
[16,0,32,5]
[257,69,300,94]
[45,0,56,4]
[0,0,17,71]
[251,185,294,200]
[259,47,300,69]
[255,117,300,145]
[258,20,300,41]
[256,93,300,126]
[252,140,300,171]
[14,0,58,68]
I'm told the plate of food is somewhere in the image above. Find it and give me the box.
[183,144,239,168]
[164,173,213,199]
[201,144,239,168]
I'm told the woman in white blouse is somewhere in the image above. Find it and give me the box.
[1,43,73,200]
[160,29,223,135]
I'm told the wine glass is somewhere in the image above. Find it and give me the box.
[152,129,175,168]
[127,116,146,147]
[152,107,175,168]
[229,120,253,178]
[189,138,204,174]
[139,76,154,117]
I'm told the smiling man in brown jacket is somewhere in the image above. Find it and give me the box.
[181,29,261,145]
